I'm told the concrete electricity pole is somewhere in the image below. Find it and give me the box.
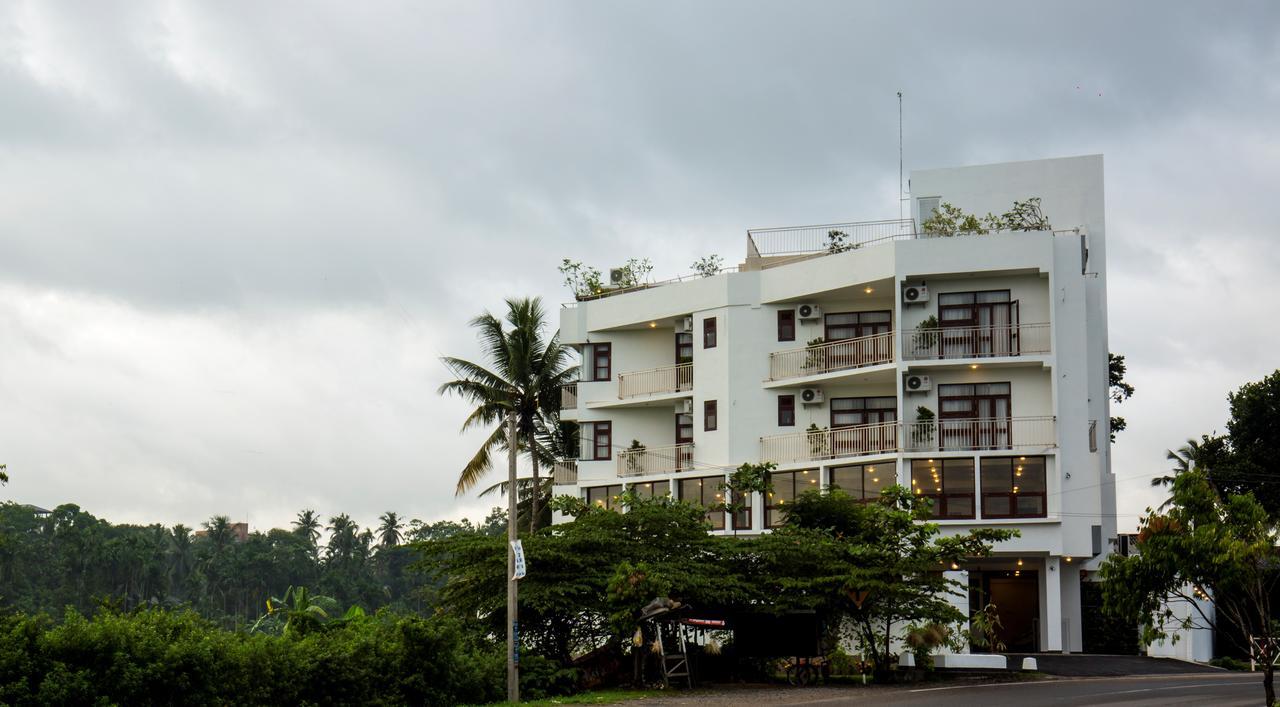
[506,412,519,703]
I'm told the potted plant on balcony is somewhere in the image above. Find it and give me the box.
[806,423,831,459]
[804,337,827,373]
[691,254,723,278]
[912,315,940,357]
[911,407,936,451]
[625,439,646,476]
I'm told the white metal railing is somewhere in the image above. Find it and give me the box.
[747,218,917,260]
[617,443,695,477]
[902,323,1051,361]
[761,421,900,465]
[618,363,693,399]
[560,383,578,410]
[552,460,578,485]
[903,416,1057,453]
[768,332,894,381]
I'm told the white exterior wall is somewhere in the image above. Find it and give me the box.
[558,155,1113,654]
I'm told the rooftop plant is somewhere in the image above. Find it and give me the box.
[921,197,1052,237]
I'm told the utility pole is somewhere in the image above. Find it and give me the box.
[506,412,520,703]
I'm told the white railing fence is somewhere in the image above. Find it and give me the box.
[903,416,1057,453]
[560,383,578,409]
[768,331,894,381]
[618,363,693,399]
[761,421,900,465]
[552,460,578,485]
[616,443,695,477]
[902,323,1051,361]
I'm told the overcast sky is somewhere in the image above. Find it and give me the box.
[1,1,1277,534]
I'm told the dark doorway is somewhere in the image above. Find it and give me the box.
[972,570,1039,652]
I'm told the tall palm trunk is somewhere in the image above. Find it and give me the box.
[529,433,541,532]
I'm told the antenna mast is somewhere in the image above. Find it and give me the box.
[897,91,904,220]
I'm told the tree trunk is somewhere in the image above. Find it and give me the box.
[1265,662,1275,706]
[529,433,541,532]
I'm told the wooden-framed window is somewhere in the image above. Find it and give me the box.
[675,332,693,363]
[829,396,897,456]
[729,488,752,531]
[589,421,612,461]
[585,484,623,512]
[629,481,668,501]
[703,317,717,348]
[678,475,726,530]
[584,343,612,381]
[824,310,891,341]
[937,290,1019,357]
[777,309,796,342]
[704,400,718,431]
[766,468,819,528]
[980,456,1047,519]
[676,413,694,444]
[830,396,897,428]
[830,462,892,503]
[778,395,796,427]
[910,458,975,519]
[937,382,1012,451]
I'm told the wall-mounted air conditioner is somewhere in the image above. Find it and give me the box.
[797,303,823,320]
[904,374,932,393]
[800,388,825,405]
[675,399,693,414]
[902,284,929,304]
[674,316,692,333]
[609,268,627,286]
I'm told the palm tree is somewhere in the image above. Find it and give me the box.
[293,509,322,554]
[1152,436,1221,488]
[377,512,404,548]
[168,524,195,598]
[202,515,234,555]
[439,297,575,531]
[326,514,357,562]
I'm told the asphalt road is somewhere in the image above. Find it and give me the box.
[627,673,1267,706]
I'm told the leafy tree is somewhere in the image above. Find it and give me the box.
[377,512,404,548]
[293,509,322,551]
[1151,435,1229,494]
[439,297,575,531]
[690,255,724,277]
[718,462,774,535]
[0,464,7,484]
[1102,469,1280,705]
[920,197,1051,237]
[1218,370,1280,514]
[1109,353,1135,441]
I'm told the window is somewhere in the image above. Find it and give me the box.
[938,383,1011,451]
[590,421,612,461]
[830,397,897,427]
[937,290,1018,357]
[703,317,717,348]
[585,484,623,512]
[630,481,668,501]
[918,196,941,224]
[981,456,1047,518]
[910,458,975,519]
[675,332,693,363]
[766,469,819,527]
[584,343,612,381]
[676,413,694,444]
[777,310,796,342]
[778,395,796,427]
[704,400,718,431]
[830,462,892,503]
[824,310,891,341]
[829,397,897,455]
[678,475,725,530]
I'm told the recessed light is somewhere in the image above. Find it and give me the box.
[970,364,979,369]
[648,321,657,328]
[864,287,873,294]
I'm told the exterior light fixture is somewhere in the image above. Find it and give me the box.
[648,321,657,328]
[1015,570,1021,577]
[1064,556,1073,563]
[950,562,959,570]
[864,287,873,294]
[1017,558,1024,567]
[970,364,979,369]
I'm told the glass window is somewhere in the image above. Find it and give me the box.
[676,413,693,444]
[830,462,893,502]
[830,396,897,427]
[766,469,820,528]
[592,421,612,461]
[703,317,717,348]
[586,484,623,512]
[630,481,668,501]
[981,456,1047,518]
[778,395,796,427]
[676,332,693,363]
[824,311,892,341]
[587,343,611,381]
[778,310,796,342]
[704,400,718,431]
[678,475,726,530]
[910,458,975,519]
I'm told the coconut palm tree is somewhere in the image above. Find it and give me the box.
[168,524,195,598]
[325,514,357,562]
[202,515,234,555]
[439,297,575,531]
[293,509,322,555]
[377,512,404,548]
[1152,436,1222,488]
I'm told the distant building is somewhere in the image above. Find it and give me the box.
[22,504,51,518]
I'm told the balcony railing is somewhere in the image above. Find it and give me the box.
[560,383,578,410]
[761,421,900,465]
[747,218,917,264]
[617,443,695,477]
[618,363,693,399]
[903,416,1057,453]
[768,332,894,381]
[552,460,578,485]
[903,323,1051,361]
[760,417,1057,464]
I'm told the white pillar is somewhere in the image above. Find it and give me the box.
[1044,557,1063,652]
[943,570,970,653]
[1060,564,1082,653]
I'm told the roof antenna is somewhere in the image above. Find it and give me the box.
[897,91,904,221]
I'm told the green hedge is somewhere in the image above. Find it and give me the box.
[0,608,574,706]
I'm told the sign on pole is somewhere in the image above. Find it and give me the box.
[511,539,527,580]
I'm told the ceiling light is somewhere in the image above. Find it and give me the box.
[970,364,979,370]
[648,321,657,328]
[1017,558,1024,567]
[864,287,874,294]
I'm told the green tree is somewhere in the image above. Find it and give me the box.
[168,524,195,599]
[1218,370,1280,514]
[439,297,575,531]
[1151,435,1229,494]
[1102,469,1280,705]
[377,512,404,548]
[0,464,7,484]
[293,509,322,550]
[1108,353,1135,441]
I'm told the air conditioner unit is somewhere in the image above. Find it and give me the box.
[904,374,932,393]
[902,284,929,304]
[674,316,692,333]
[675,399,693,414]
[609,268,627,286]
[799,388,824,405]
[796,303,823,320]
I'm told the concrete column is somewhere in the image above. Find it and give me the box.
[1060,562,1082,653]
[943,570,970,653]
[1043,557,1063,652]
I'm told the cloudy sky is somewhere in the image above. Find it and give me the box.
[1,1,1277,534]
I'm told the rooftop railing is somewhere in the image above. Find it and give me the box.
[617,443,695,477]
[902,323,1051,361]
[746,218,917,268]
[768,331,894,381]
[618,363,693,399]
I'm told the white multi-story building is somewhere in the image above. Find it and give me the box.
[554,155,1115,654]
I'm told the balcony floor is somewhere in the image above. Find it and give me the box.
[903,355,1051,372]
[763,361,897,389]
[585,389,693,410]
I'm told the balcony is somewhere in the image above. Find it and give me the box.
[767,332,894,383]
[552,460,578,485]
[617,363,693,399]
[560,383,578,410]
[616,443,695,477]
[903,323,1051,361]
[903,416,1057,453]
[760,416,1057,466]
